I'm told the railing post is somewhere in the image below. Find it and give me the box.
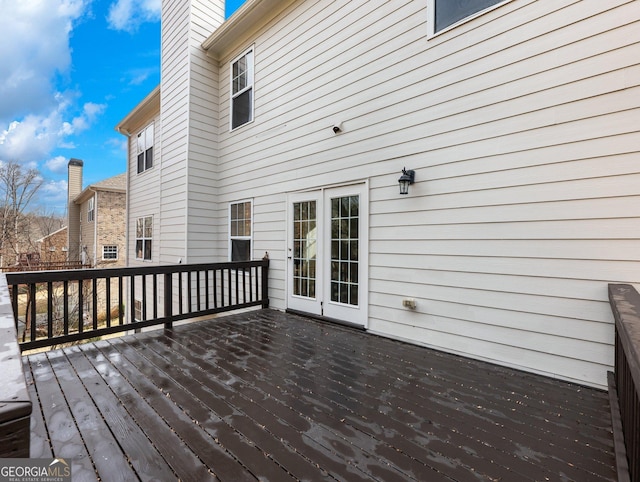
[164,272,173,329]
[261,253,270,309]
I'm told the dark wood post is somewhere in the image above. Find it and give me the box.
[261,253,269,309]
[164,272,173,329]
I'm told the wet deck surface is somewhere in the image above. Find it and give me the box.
[24,309,616,481]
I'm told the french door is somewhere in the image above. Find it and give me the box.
[287,184,368,327]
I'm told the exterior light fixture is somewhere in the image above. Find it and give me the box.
[398,168,415,195]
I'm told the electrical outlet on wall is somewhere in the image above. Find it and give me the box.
[402,298,416,310]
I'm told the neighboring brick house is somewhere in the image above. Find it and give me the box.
[35,226,68,264]
[68,161,126,268]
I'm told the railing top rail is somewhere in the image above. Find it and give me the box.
[608,283,640,395]
[6,259,269,284]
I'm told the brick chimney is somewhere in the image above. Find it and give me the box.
[67,159,83,262]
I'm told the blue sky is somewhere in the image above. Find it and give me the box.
[0,0,245,213]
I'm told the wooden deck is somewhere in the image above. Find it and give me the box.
[23,309,616,481]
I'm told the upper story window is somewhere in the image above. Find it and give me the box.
[430,0,510,35]
[87,197,95,222]
[137,123,154,173]
[229,200,252,261]
[230,48,254,130]
[136,216,153,261]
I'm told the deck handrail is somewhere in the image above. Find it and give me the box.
[608,283,640,482]
[7,258,269,351]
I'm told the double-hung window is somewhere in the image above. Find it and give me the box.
[230,48,254,130]
[102,245,118,260]
[136,216,153,261]
[429,0,511,35]
[229,200,252,261]
[87,197,95,222]
[137,123,154,173]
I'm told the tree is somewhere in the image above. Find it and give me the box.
[0,161,44,266]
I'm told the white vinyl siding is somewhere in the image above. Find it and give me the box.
[127,109,161,266]
[205,0,640,389]
[160,0,223,264]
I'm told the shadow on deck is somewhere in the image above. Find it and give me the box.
[24,309,616,481]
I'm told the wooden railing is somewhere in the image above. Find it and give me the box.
[608,284,640,482]
[2,261,88,272]
[7,259,269,351]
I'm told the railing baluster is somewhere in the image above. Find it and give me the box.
[235,268,239,306]
[164,272,172,329]
[106,277,111,328]
[130,275,136,325]
[197,270,201,312]
[118,275,124,325]
[205,269,210,309]
[153,274,158,320]
[92,278,98,331]
[261,260,269,308]
[213,269,218,309]
[187,271,192,313]
[47,281,53,339]
[63,280,69,335]
[178,272,183,314]
[77,280,83,335]
[220,269,224,307]
[29,283,36,342]
[227,268,232,307]
[142,274,147,321]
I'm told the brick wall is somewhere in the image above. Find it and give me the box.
[38,228,68,263]
[96,190,126,268]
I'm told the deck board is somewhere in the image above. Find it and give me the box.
[24,309,617,481]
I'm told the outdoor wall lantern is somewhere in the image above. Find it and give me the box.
[398,168,415,195]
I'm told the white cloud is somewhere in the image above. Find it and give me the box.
[107,0,160,32]
[44,156,68,174]
[0,0,106,167]
[37,179,69,212]
[0,98,106,165]
[0,0,88,125]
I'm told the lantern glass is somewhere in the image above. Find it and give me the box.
[398,168,415,195]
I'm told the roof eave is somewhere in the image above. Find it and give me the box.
[202,0,292,60]
[115,85,161,136]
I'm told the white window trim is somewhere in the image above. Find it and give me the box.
[427,0,513,38]
[102,245,118,261]
[135,216,153,261]
[228,199,253,261]
[87,197,95,222]
[229,46,255,131]
[136,123,154,174]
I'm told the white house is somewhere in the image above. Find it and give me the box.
[116,0,640,389]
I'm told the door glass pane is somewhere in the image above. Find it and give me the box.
[293,201,317,298]
[330,195,359,306]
